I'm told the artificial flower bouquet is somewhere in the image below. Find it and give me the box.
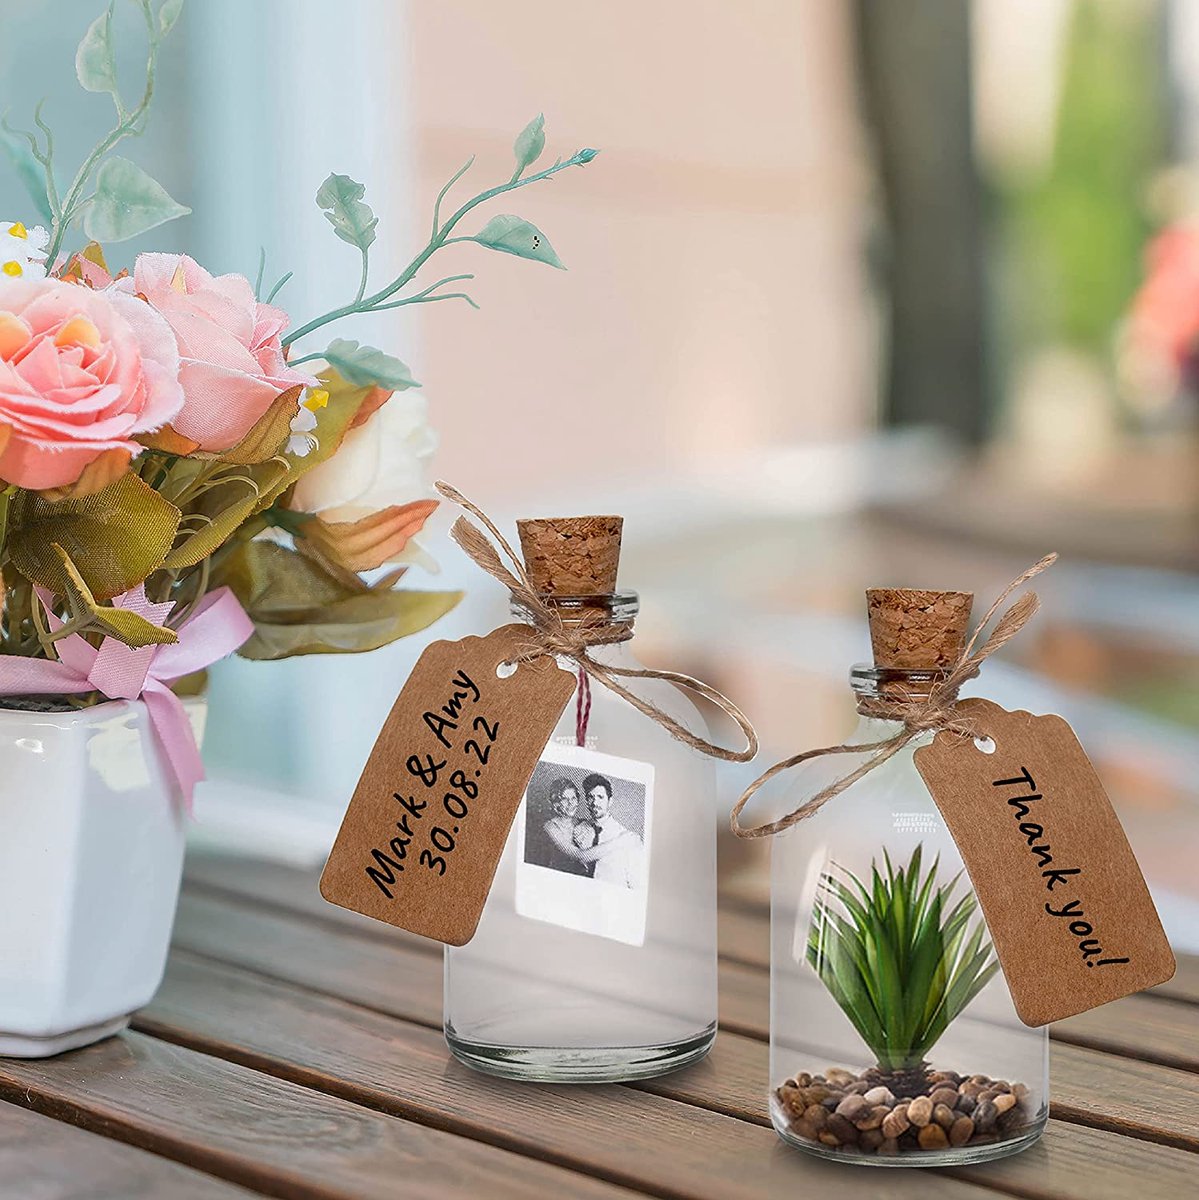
[0,0,596,804]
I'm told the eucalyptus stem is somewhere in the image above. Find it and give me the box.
[282,147,596,350]
[44,1,161,266]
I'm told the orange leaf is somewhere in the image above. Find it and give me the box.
[137,424,200,456]
[349,385,392,431]
[306,498,437,573]
[37,448,132,502]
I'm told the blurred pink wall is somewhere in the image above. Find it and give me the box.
[403,0,876,501]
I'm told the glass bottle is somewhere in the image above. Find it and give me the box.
[769,589,1048,1165]
[444,516,718,1082]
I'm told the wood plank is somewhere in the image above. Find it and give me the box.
[175,883,1199,1086]
[138,951,1001,1200]
[0,1032,641,1200]
[0,1101,259,1200]
[172,888,1199,1157]
[185,852,1199,1011]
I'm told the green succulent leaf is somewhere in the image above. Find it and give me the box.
[321,339,419,391]
[471,214,563,269]
[513,113,546,175]
[0,127,53,223]
[316,173,377,252]
[83,156,190,241]
[75,4,118,95]
[807,845,997,1074]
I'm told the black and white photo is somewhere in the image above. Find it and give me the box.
[516,744,654,945]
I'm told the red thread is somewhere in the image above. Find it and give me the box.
[575,667,592,747]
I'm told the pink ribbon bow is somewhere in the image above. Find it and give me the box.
[0,586,253,810]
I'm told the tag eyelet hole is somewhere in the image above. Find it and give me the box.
[496,660,517,679]
[974,735,996,755]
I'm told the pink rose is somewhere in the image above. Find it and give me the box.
[0,277,183,491]
[118,254,317,452]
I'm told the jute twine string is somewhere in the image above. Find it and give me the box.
[729,553,1058,839]
[436,482,759,764]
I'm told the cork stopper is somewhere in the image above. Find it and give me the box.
[866,588,973,670]
[517,515,623,595]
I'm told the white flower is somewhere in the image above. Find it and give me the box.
[285,387,326,457]
[290,389,440,572]
[292,391,437,518]
[0,221,49,279]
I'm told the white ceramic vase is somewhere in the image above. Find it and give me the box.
[0,698,199,1057]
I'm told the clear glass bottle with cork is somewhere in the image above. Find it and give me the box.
[761,587,1049,1165]
[444,513,720,1081]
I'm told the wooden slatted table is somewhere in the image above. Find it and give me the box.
[2,851,1196,1199]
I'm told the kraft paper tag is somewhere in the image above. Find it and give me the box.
[914,697,1175,1026]
[320,624,576,945]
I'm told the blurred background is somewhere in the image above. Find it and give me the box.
[2,0,1196,946]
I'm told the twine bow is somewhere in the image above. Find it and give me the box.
[436,481,758,763]
[729,553,1058,838]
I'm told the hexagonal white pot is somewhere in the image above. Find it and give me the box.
[0,698,200,1057]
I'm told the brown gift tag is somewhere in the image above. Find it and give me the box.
[320,624,575,945]
[914,697,1176,1026]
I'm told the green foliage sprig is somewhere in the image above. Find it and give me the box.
[282,114,598,385]
[807,845,1000,1074]
[3,0,188,266]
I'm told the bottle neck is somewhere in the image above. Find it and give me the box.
[849,664,957,726]
[510,589,639,644]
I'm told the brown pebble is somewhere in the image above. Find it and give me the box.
[959,1080,983,1099]
[863,1086,895,1107]
[956,1092,977,1115]
[796,1072,812,1087]
[974,1099,999,1133]
[854,1105,889,1132]
[1013,1082,1030,1103]
[803,1104,828,1131]
[826,1068,854,1085]
[978,1087,999,1102]
[907,1095,934,1127]
[860,1128,885,1151]
[929,1086,959,1109]
[878,1136,899,1155]
[881,1107,911,1138]
[970,1074,990,1085]
[818,1131,839,1147]
[794,1117,818,1140]
[918,1123,949,1150]
[993,1092,1017,1115]
[933,1103,956,1130]
[835,1094,869,1121]
[949,1115,975,1146]
[826,1113,858,1145]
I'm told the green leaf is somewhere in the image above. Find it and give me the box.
[8,473,181,600]
[471,214,563,269]
[162,460,289,570]
[513,113,545,175]
[83,156,190,242]
[158,0,185,36]
[214,541,459,660]
[321,339,420,391]
[52,545,177,649]
[0,127,53,222]
[75,4,117,95]
[315,173,377,252]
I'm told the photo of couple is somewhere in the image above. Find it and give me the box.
[523,766,646,890]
